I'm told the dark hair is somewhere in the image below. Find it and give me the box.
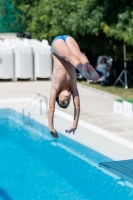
[101,57,107,63]
[56,96,68,109]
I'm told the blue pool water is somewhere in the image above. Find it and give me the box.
[0,109,133,200]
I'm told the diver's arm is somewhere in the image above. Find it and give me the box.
[73,87,80,128]
[48,87,58,138]
[65,86,80,134]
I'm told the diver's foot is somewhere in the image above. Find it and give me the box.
[78,64,99,82]
[86,64,99,82]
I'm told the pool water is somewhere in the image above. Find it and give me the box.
[0,109,133,200]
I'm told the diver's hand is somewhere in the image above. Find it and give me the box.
[65,125,77,135]
[49,128,58,138]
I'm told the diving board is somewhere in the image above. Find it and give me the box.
[99,159,133,183]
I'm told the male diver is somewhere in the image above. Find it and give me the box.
[48,35,99,138]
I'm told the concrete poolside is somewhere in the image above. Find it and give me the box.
[0,80,133,142]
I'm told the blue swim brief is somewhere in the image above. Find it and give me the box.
[51,35,70,54]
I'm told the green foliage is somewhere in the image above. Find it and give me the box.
[102,10,133,45]
[9,0,133,60]
[0,0,24,32]
[11,0,104,41]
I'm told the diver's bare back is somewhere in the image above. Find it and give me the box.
[52,55,76,90]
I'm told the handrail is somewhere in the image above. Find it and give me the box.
[40,95,48,116]
[28,96,47,124]
[23,93,48,124]
[23,93,41,115]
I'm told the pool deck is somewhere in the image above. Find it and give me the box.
[0,80,133,160]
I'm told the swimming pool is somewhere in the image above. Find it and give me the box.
[0,108,133,200]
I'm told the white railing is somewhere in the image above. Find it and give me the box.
[23,93,48,124]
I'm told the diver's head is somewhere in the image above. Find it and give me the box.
[56,86,71,109]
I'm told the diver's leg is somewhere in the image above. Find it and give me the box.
[65,36,99,82]
[52,39,82,69]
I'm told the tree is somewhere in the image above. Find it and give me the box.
[0,0,24,32]
[11,0,103,41]
[10,0,133,61]
[102,10,133,45]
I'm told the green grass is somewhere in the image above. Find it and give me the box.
[78,80,133,99]
[125,99,133,103]
[116,99,123,103]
